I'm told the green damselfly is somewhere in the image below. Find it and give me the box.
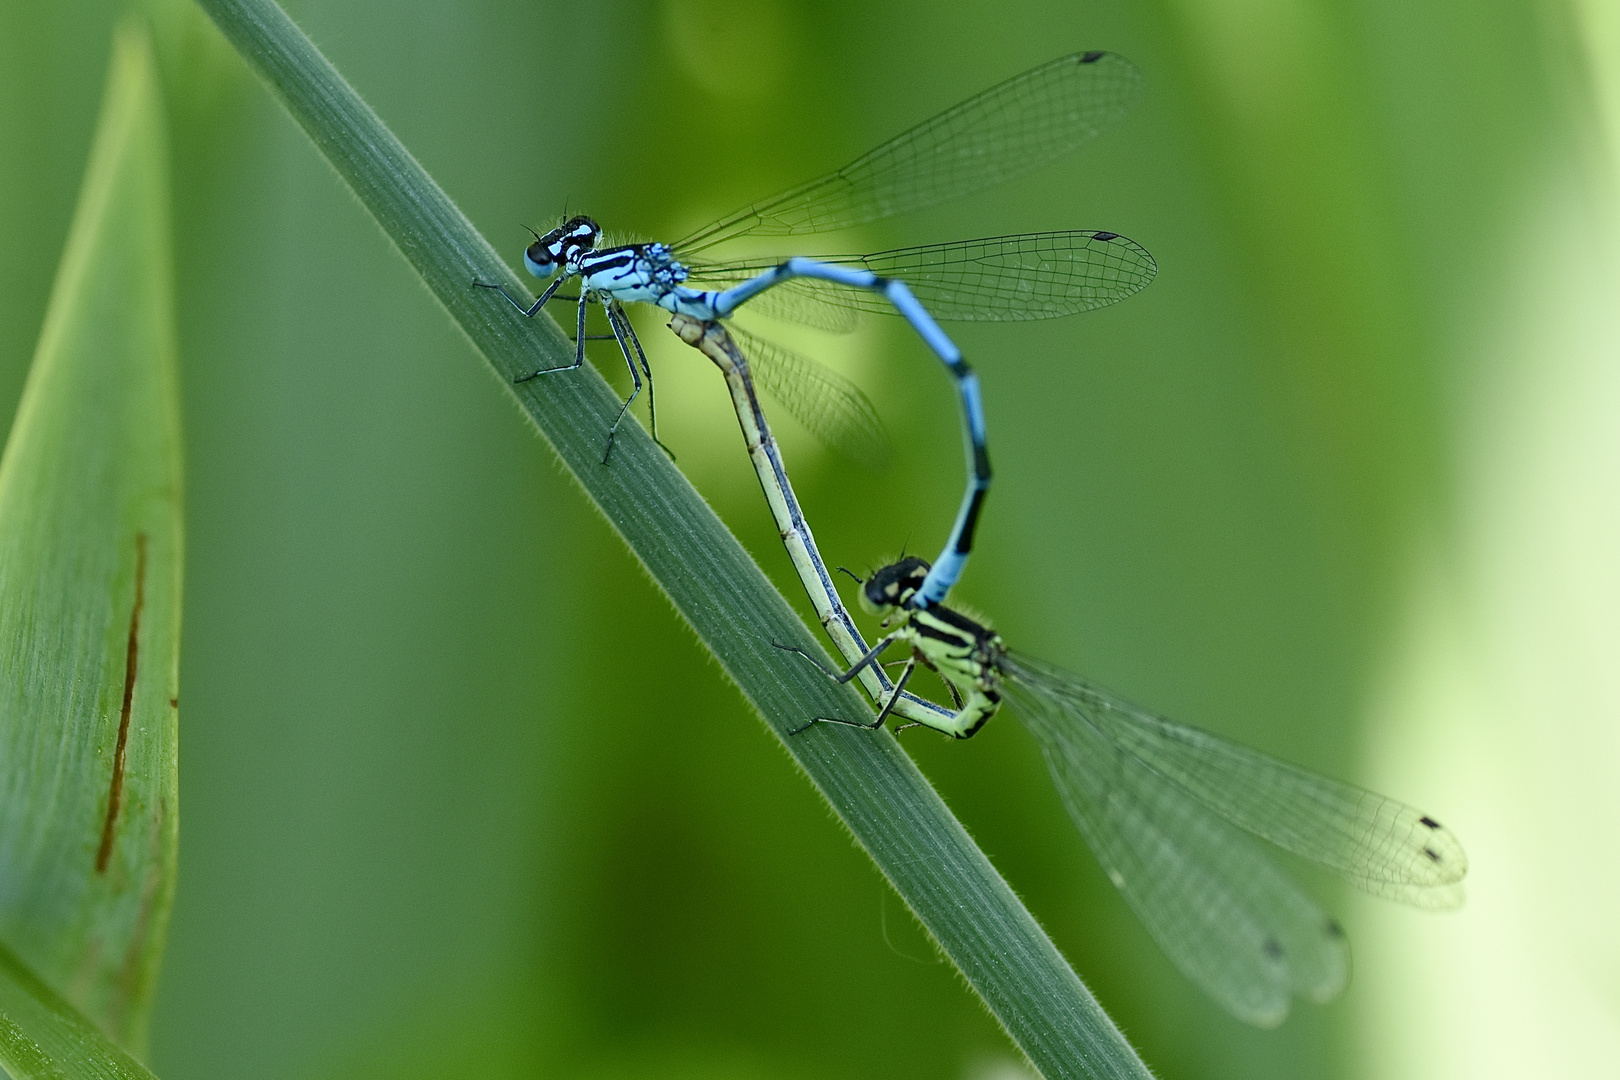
[777,556,1468,1026]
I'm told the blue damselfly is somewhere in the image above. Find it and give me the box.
[477,53,1155,608]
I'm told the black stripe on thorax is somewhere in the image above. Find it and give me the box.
[581,250,636,273]
[922,604,990,637]
[913,606,993,650]
[914,619,974,651]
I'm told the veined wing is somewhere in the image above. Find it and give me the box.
[726,324,891,468]
[1009,663,1347,1026]
[709,275,862,334]
[673,53,1143,254]
[1003,652,1467,908]
[684,231,1157,326]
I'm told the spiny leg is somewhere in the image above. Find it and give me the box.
[565,295,615,343]
[784,653,917,736]
[473,270,565,319]
[773,634,897,684]
[574,291,589,368]
[868,656,919,727]
[607,302,675,461]
[913,652,966,710]
[541,290,619,335]
[598,301,649,465]
[771,634,901,732]
[509,288,590,383]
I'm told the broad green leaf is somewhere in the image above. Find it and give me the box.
[0,22,182,1060]
[0,939,159,1080]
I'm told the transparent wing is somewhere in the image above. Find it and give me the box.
[714,277,862,334]
[725,324,891,468]
[685,231,1156,327]
[673,53,1143,254]
[1015,672,1347,1024]
[1004,652,1468,907]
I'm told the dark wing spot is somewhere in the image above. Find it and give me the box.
[1262,937,1284,960]
[1420,815,1441,829]
[1325,919,1345,939]
[1081,51,1106,63]
[1423,847,1442,862]
[1091,231,1119,241]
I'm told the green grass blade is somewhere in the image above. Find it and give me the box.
[190,2,1151,1076]
[0,940,161,1080]
[0,24,182,1057]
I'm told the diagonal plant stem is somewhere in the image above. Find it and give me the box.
[190,2,1153,1076]
[668,313,961,727]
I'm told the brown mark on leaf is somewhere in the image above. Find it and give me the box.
[96,533,147,874]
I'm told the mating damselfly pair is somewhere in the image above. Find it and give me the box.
[480,52,1467,1027]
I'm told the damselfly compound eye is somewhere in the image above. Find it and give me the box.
[473,53,1153,589]
[523,243,557,279]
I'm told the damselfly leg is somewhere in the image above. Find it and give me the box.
[482,53,1156,603]
[770,638,916,735]
[670,315,963,728]
[473,277,672,461]
[777,555,1469,1026]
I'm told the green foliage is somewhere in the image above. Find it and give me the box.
[4,0,1594,1077]
[0,940,160,1080]
[0,21,182,1066]
[187,0,1153,1076]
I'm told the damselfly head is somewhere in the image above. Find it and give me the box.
[860,557,931,617]
[523,215,600,279]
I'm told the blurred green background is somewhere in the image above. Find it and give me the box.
[4,0,1618,1078]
